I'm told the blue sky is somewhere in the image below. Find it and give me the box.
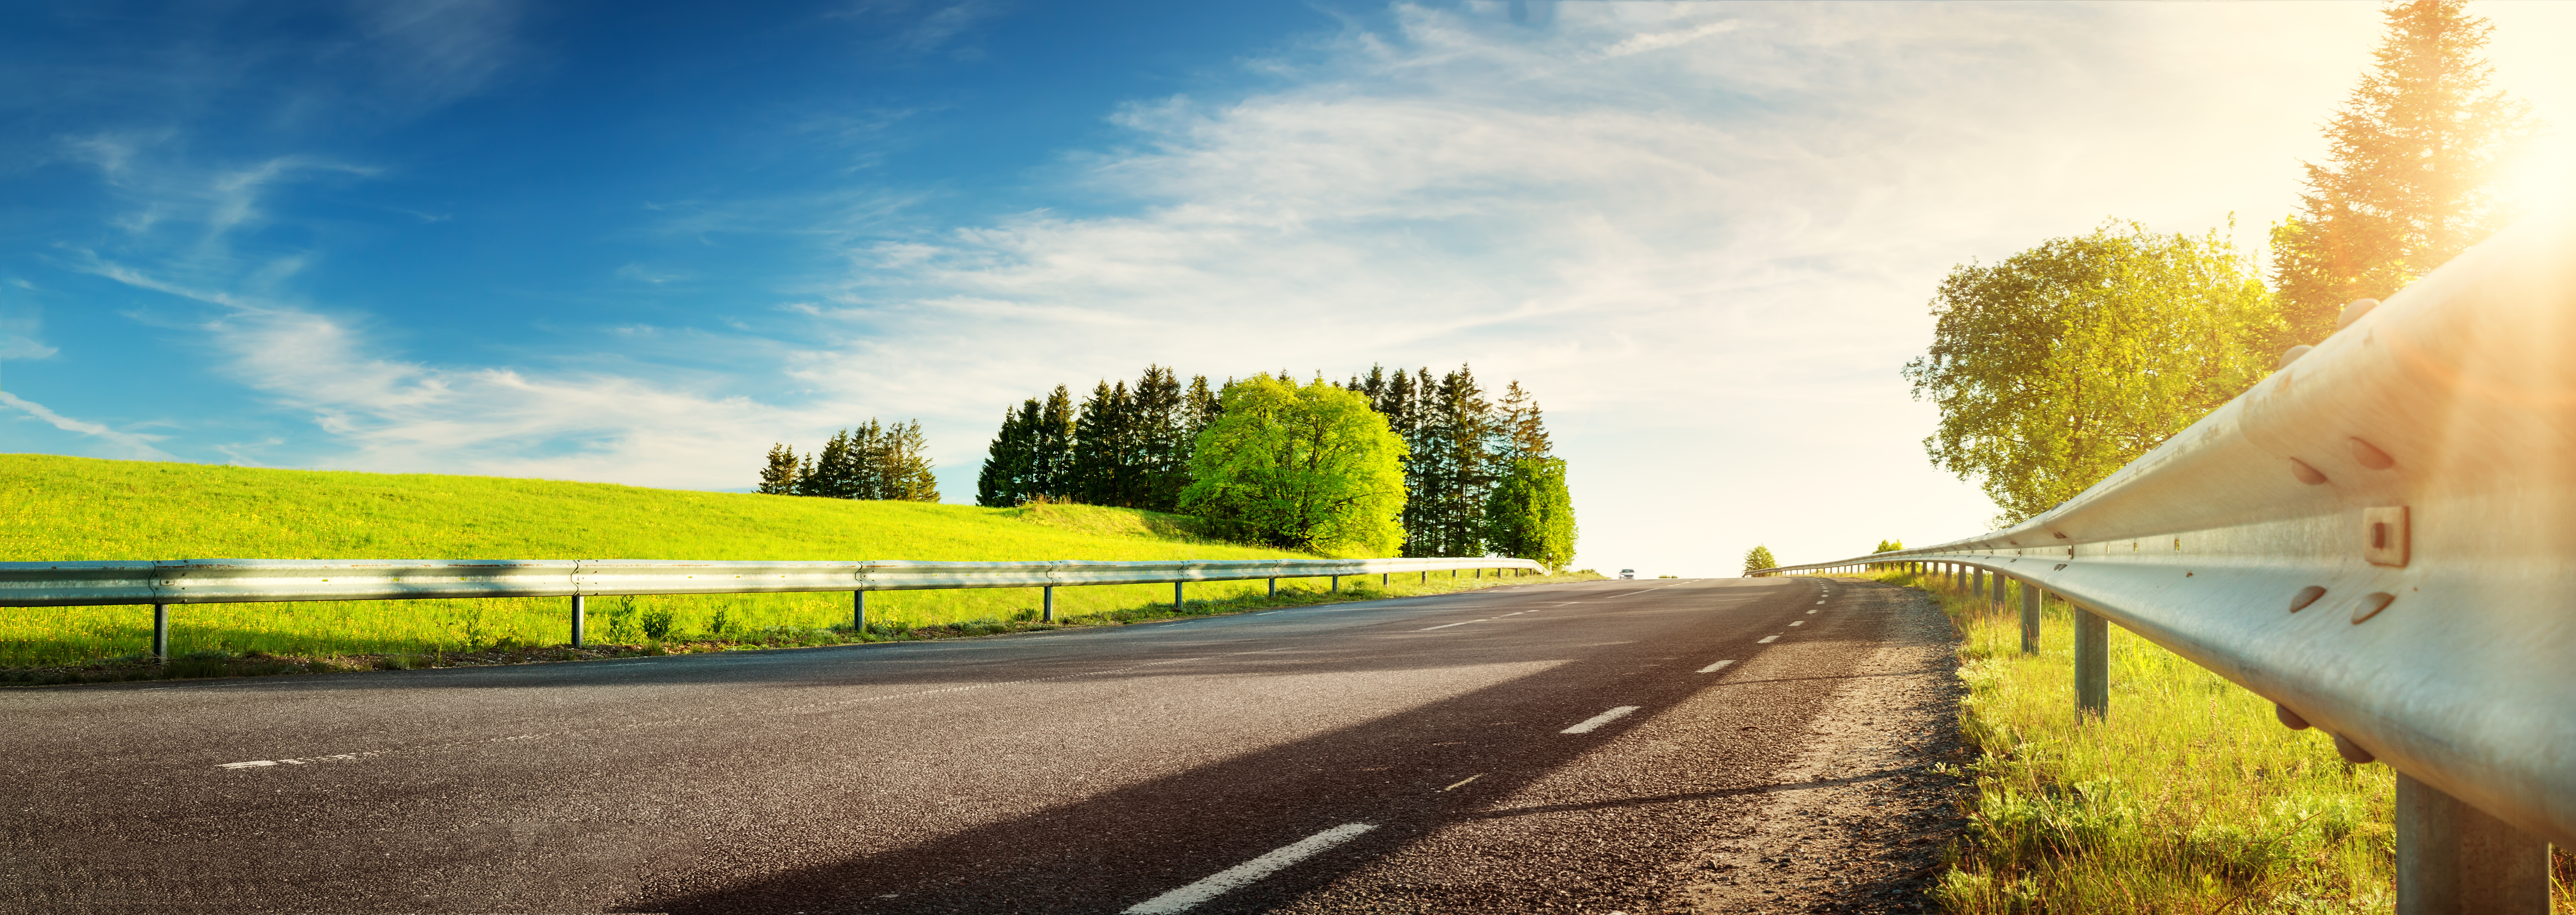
[5,1,2571,574]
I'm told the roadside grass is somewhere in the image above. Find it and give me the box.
[2,454,1573,680]
[1859,567,2393,912]
[1865,566,2576,913]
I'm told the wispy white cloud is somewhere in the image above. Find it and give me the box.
[87,259,832,488]
[786,1,2425,570]
[0,391,176,460]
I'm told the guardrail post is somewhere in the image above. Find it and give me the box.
[1331,575,1340,592]
[2021,580,2041,655]
[1381,572,1390,586]
[152,603,169,659]
[570,594,586,647]
[2395,772,2550,914]
[1971,567,1985,607]
[1268,577,1277,597]
[853,591,866,631]
[1990,569,2005,616]
[1042,586,1054,622]
[1174,581,1184,612]
[2074,605,2108,717]
[1420,571,1427,584]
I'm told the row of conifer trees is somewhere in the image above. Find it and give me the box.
[757,419,940,502]
[976,363,1569,562]
[974,366,1220,514]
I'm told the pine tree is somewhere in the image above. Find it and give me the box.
[882,419,940,502]
[801,429,854,499]
[1493,380,1552,462]
[1403,365,1498,557]
[977,403,1033,507]
[2271,0,2536,342]
[1072,380,1136,506]
[1133,365,1190,512]
[1185,375,1223,442]
[758,443,801,495]
[1034,385,1077,500]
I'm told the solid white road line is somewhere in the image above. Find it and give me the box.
[1560,705,1641,734]
[1758,635,1780,644]
[1697,659,1735,674]
[1123,823,1379,914]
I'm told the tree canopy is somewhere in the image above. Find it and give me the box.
[2271,0,2535,341]
[1903,221,2282,524]
[1485,456,1576,572]
[1179,375,1408,555]
[1742,545,1779,576]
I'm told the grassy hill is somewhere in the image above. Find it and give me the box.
[0,454,1457,669]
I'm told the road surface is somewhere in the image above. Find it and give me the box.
[1,576,1964,914]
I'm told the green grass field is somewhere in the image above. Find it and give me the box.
[1862,567,2574,913]
[1,454,1553,673]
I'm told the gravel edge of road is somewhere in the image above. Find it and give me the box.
[1661,578,1971,914]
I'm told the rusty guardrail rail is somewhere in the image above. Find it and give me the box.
[0,556,1544,654]
[1754,204,2575,912]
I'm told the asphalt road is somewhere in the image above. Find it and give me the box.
[1,575,1950,914]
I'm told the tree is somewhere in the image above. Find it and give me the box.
[872,420,940,502]
[1406,365,1497,557]
[1903,220,2282,524]
[1743,545,1779,576]
[789,420,938,502]
[1493,380,1552,462]
[1071,380,1135,506]
[1180,375,1408,555]
[1131,366,1194,512]
[976,400,1039,507]
[1873,539,1904,554]
[758,444,800,494]
[1034,385,1076,500]
[2271,0,2536,342]
[1486,456,1576,571]
[800,429,856,498]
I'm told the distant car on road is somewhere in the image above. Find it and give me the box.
[1619,569,1635,579]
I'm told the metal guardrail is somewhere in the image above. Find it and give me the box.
[1755,205,2575,910]
[0,556,1544,654]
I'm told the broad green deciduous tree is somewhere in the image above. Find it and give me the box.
[1485,456,1576,572]
[1904,221,2283,525]
[1742,545,1778,576]
[1873,540,1903,554]
[1180,375,1408,555]
[2271,0,2536,342]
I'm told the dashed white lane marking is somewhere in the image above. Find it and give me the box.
[1440,773,1484,792]
[1789,621,1804,627]
[1419,619,1484,631]
[1123,823,1379,913]
[218,751,385,770]
[1697,660,1736,674]
[1560,706,1640,734]
[1814,601,1825,605]
[1807,609,1818,614]
[1758,635,1781,644]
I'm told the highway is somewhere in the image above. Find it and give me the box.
[0,576,1964,914]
